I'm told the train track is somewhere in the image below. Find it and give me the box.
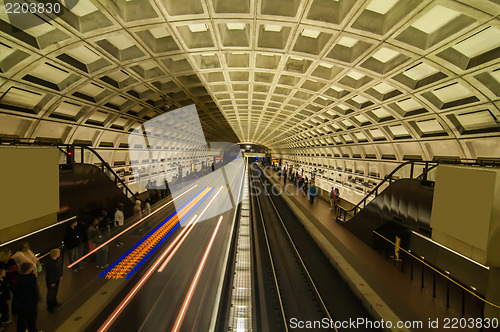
[250,163,338,332]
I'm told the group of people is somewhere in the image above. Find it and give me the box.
[65,202,132,272]
[0,195,159,332]
[277,166,341,210]
[0,243,62,332]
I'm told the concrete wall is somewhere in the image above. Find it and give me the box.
[0,147,59,241]
[430,165,497,266]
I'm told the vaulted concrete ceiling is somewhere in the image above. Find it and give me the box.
[0,0,500,162]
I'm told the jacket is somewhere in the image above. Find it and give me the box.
[309,186,317,196]
[45,258,62,286]
[64,226,80,249]
[14,273,39,310]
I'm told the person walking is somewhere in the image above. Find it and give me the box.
[309,183,317,204]
[302,177,309,196]
[45,249,62,313]
[11,243,40,278]
[15,263,40,332]
[64,220,81,272]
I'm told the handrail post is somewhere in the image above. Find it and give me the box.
[423,162,428,181]
[81,146,84,163]
[410,162,414,179]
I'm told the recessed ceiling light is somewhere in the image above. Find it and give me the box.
[301,29,320,38]
[264,24,282,32]
[201,53,215,56]
[188,23,208,33]
[227,23,245,30]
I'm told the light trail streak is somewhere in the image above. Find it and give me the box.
[97,186,224,332]
[171,215,224,332]
[68,184,198,269]
[102,187,212,279]
[157,186,224,273]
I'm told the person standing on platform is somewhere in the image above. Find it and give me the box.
[114,204,125,247]
[283,169,287,185]
[45,249,62,313]
[329,187,336,211]
[64,220,81,273]
[91,219,109,269]
[133,200,142,219]
[0,249,17,325]
[334,188,340,214]
[11,243,40,278]
[15,263,40,332]
[99,210,111,231]
[78,219,90,262]
[144,199,151,215]
[115,204,124,227]
[309,182,317,204]
[0,263,11,328]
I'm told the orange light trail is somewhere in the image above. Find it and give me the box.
[67,184,198,269]
[171,215,224,332]
[96,215,197,332]
[157,185,225,272]
[103,187,212,279]
[97,186,224,332]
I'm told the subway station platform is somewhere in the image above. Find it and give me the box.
[261,166,481,328]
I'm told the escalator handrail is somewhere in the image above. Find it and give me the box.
[81,145,138,200]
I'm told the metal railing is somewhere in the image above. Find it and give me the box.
[374,231,498,319]
[0,138,137,200]
[336,158,500,223]
[60,144,137,200]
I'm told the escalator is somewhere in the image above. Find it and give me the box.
[341,178,434,247]
[59,163,135,221]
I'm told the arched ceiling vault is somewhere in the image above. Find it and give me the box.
[0,0,500,164]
